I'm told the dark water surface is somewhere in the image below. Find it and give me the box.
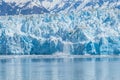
[0,56,120,80]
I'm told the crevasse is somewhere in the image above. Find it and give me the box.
[0,7,120,55]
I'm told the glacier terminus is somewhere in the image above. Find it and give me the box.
[0,0,120,55]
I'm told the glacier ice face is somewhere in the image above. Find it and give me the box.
[0,6,120,55]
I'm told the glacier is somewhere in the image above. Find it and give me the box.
[0,0,120,55]
[0,6,120,55]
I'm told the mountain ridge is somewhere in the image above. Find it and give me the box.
[0,0,120,15]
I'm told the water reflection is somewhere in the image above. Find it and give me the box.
[0,57,120,80]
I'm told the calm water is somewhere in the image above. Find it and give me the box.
[0,56,120,80]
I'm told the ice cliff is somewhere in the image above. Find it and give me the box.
[0,0,120,55]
